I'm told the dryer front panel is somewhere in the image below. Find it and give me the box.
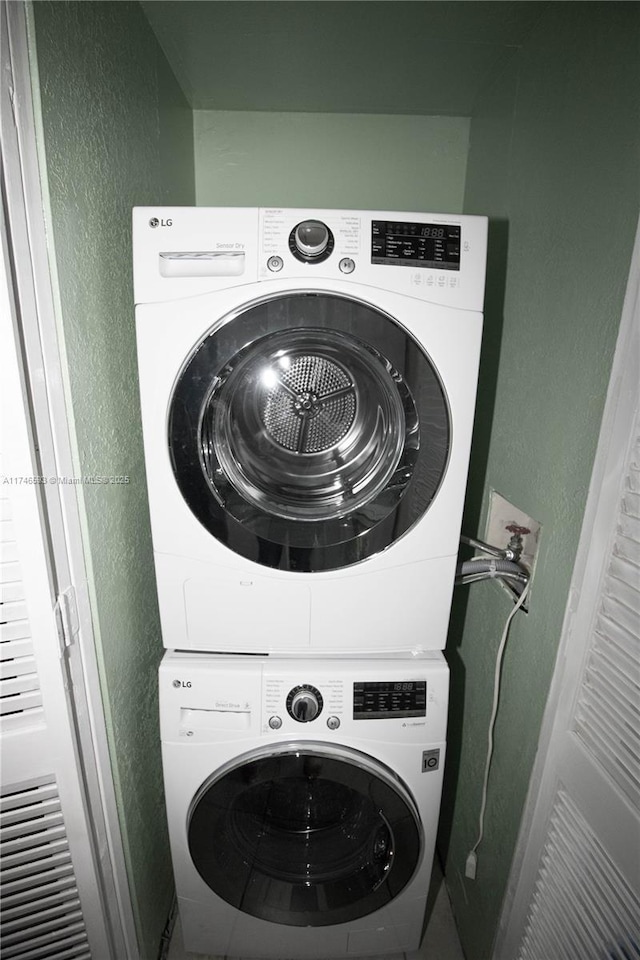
[169,292,449,572]
[186,742,422,928]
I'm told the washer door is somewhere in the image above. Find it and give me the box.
[169,292,450,572]
[187,743,422,927]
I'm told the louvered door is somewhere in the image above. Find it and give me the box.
[1,493,44,733]
[495,229,640,960]
[516,425,640,960]
[0,485,94,959]
[573,436,640,815]
[519,791,639,960]
[0,780,91,960]
[0,234,113,957]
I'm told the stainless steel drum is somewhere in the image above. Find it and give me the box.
[202,329,407,522]
[169,292,450,572]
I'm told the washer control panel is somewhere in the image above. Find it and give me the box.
[354,680,426,720]
[160,652,448,745]
[265,675,343,732]
[262,667,440,738]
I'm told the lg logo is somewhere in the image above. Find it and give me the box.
[173,679,192,688]
[149,217,173,228]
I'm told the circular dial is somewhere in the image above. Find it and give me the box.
[286,684,323,723]
[289,220,335,263]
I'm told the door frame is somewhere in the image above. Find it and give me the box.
[493,216,640,957]
[2,1,139,955]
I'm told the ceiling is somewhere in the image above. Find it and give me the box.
[141,1,548,116]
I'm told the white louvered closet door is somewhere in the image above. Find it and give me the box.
[495,229,640,960]
[0,236,113,957]
[516,429,640,960]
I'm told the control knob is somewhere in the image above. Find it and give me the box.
[286,684,323,723]
[289,220,334,263]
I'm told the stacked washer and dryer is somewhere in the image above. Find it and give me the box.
[133,207,487,958]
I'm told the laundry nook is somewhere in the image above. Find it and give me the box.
[1,4,638,960]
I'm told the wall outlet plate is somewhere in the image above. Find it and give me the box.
[484,490,542,609]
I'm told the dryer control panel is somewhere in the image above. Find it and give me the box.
[257,207,487,311]
[371,220,460,271]
[131,206,487,312]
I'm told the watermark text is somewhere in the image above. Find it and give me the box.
[2,475,130,486]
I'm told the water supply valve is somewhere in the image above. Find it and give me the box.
[505,523,530,563]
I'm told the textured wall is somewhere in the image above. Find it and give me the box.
[194,110,470,211]
[30,2,194,956]
[441,5,640,957]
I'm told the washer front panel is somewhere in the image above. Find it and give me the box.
[187,743,422,927]
[169,292,450,572]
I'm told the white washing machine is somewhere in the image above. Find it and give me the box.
[134,207,487,654]
[160,650,449,959]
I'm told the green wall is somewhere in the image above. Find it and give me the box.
[194,110,470,210]
[30,2,194,956]
[441,4,640,958]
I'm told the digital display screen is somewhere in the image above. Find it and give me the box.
[371,220,461,271]
[353,680,426,720]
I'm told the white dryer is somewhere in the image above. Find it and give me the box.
[134,207,487,654]
[160,650,449,959]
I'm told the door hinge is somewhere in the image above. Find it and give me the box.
[54,585,79,658]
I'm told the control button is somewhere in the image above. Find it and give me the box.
[296,221,329,258]
[291,690,319,722]
[286,684,323,723]
[289,220,335,263]
[268,715,283,729]
[327,716,341,730]
[339,257,355,274]
[267,255,283,272]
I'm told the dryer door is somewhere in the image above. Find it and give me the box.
[187,742,422,927]
[169,292,450,572]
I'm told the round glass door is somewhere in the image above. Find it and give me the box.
[187,744,422,927]
[169,292,450,572]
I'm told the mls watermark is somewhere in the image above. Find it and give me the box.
[2,475,130,486]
